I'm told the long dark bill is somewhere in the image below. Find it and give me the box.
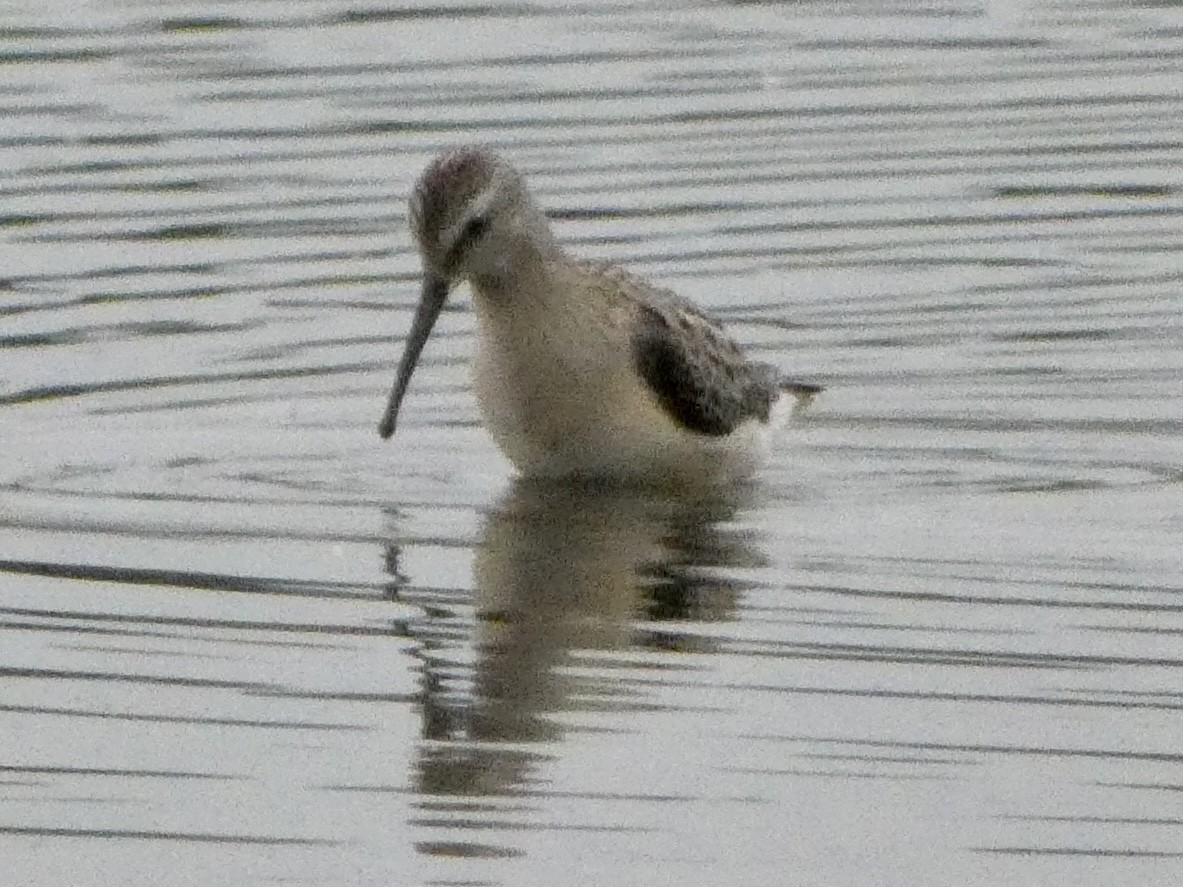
[378,273,449,439]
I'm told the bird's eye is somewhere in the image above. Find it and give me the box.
[443,215,489,270]
[461,215,488,243]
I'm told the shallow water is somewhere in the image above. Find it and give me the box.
[3,0,1183,884]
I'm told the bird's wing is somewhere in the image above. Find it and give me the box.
[630,300,777,437]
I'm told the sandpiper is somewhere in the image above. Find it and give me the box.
[378,146,819,485]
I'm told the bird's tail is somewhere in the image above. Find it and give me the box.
[780,379,822,416]
[780,379,823,398]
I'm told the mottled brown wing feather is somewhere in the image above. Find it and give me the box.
[631,302,777,437]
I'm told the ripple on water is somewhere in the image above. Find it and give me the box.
[3,0,1183,885]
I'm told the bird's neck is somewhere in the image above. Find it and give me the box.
[469,237,564,308]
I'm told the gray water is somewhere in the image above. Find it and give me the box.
[2,1,1183,884]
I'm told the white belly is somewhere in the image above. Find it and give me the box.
[471,306,770,484]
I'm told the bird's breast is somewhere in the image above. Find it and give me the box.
[467,280,768,483]
[472,297,658,473]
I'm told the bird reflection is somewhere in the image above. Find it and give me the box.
[386,478,765,800]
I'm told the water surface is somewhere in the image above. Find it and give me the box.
[3,1,1183,884]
